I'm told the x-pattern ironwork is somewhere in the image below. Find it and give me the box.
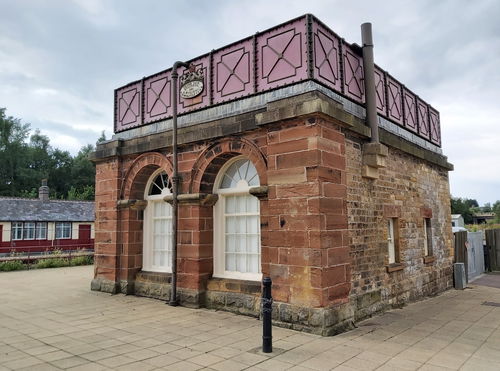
[388,83,401,119]
[430,114,440,140]
[375,71,385,109]
[405,93,416,128]
[263,31,299,79]
[148,78,170,114]
[344,51,362,96]
[315,31,338,82]
[119,90,139,123]
[218,49,248,93]
[418,104,429,135]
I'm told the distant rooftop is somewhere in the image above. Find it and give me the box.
[113,14,441,149]
[0,197,95,222]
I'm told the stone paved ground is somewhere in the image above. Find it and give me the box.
[1,266,500,371]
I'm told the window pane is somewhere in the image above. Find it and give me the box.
[13,222,23,240]
[219,158,260,189]
[226,217,236,233]
[226,253,236,271]
[248,235,259,253]
[237,216,246,234]
[236,195,246,213]
[247,216,259,234]
[226,235,236,252]
[36,223,47,239]
[226,196,235,214]
[246,195,258,213]
[149,171,171,196]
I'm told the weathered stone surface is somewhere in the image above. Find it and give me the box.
[90,86,453,336]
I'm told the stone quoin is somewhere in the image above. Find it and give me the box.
[91,15,453,335]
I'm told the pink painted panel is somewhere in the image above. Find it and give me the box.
[115,82,142,132]
[312,21,341,91]
[429,107,441,146]
[144,71,172,124]
[417,99,430,140]
[257,18,308,91]
[213,39,254,104]
[342,44,364,103]
[177,55,211,113]
[403,88,418,133]
[386,76,403,125]
[375,67,386,115]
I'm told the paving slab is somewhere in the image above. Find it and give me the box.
[1,266,500,370]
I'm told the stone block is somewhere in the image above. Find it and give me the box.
[363,154,386,168]
[361,165,379,179]
[362,142,388,156]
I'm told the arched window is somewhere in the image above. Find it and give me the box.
[143,170,172,272]
[213,157,261,281]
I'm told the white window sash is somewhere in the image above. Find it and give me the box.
[214,191,262,281]
[388,219,396,264]
[56,222,71,239]
[36,223,47,240]
[12,222,23,240]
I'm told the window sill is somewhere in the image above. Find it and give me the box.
[423,256,435,264]
[386,263,404,273]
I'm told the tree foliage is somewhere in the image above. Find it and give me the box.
[450,197,479,224]
[451,197,500,225]
[0,108,98,200]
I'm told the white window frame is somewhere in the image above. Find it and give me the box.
[213,156,262,281]
[143,169,173,273]
[387,218,398,264]
[23,222,36,240]
[12,222,23,240]
[423,218,432,256]
[36,222,48,240]
[55,222,72,239]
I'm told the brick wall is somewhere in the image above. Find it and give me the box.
[345,134,453,318]
[92,91,453,333]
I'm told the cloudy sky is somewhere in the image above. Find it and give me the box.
[0,0,499,204]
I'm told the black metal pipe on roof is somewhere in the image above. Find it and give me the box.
[361,23,379,143]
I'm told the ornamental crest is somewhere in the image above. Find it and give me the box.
[180,65,204,99]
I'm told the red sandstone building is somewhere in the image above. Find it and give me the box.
[91,15,453,335]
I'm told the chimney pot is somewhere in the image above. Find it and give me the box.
[39,179,49,202]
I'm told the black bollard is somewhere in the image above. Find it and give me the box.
[262,276,273,353]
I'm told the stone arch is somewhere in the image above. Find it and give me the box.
[121,152,173,200]
[189,137,267,194]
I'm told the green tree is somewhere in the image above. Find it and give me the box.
[0,108,98,200]
[450,197,478,224]
[0,108,30,196]
[69,144,95,200]
[493,201,500,223]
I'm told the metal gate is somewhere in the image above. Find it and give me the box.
[467,232,484,281]
[485,229,500,271]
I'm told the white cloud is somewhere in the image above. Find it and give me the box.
[0,0,498,204]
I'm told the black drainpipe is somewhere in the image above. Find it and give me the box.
[361,23,379,143]
[169,61,189,306]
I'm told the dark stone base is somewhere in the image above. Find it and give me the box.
[90,270,452,336]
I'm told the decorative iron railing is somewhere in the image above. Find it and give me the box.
[114,14,441,146]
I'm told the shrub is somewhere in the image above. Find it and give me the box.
[0,260,26,271]
[70,255,93,266]
[35,257,69,269]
